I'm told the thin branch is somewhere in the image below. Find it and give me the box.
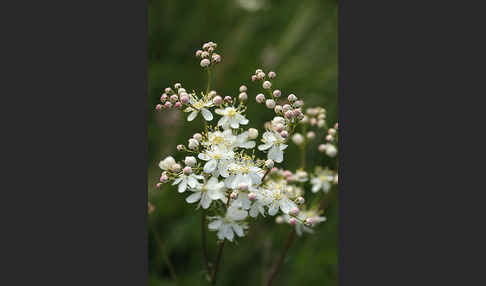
[211,240,225,285]
[265,229,296,286]
[151,225,178,283]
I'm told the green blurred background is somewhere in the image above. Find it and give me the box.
[148,0,338,285]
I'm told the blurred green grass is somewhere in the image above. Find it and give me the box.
[148,0,338,285]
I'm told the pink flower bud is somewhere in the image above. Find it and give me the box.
[183,166,192,175]
[177,144,184,151]
[280,130,288,138]
[334,122,339,129]
[326,135,333,141]
[180,95,189,104]
[200,58,210,67]
[256,93,265,103]
[239,92,248,101]
[263,81,272,89]
[164,102,172,108]
[174,102,181,108]
[266,99,276,109]
[310,118,317,126]
[165,87,172,94]
[274,123,283,132]
[293,109,302,117]
[213,95,223,105]
[160,94,168,102]
[265,159,275,169]
[251,75,257,82]
[224,96,232,103]
[256,71,265,80]
[290,207,300,215]
[160,174,168,183]
[274,105,283,113]
[273,89,281,98]
[195,50,203,57]
[288,94,297,102]
[318,144,327,152]
[294,100,303,108]
[239,85,247,92]
[156,183,162,189]
[248,192,256,201]
[304,218,313,226]
[285,110,294,119]
[289,217,296,226]
[282,104,291,112]
[212,54,221,63]
[171,163,181,172]
[155,104,163,111]
[238,183,248,191]
[306,131,316,140]
[202,43,210,50]
[201,51,209,58]
[283,170,292,177]
[209,90,217,97]
[170,95,178,103]
[268,71,276,79]
[270,167,278,173]
[230,191,238,199]
[174,83,182,89]
[208,47,214,53]
[328,128,336,135]
[193,133,203,141]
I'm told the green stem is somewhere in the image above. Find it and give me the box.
[206,69,211,95]
[265,229,296,286]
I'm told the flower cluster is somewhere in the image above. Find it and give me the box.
[154,42,339,243]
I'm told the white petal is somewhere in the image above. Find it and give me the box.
[187,176,198,188]
[280,198,295,214]
[178,180,187,193]
[280,144,288,151]
[249,204,259,218]
[312,184,321,193]
[268,145,284,163]
[258,143,272,151]
[268,203,279,216]
[187,110,198,121]
[198,153,210,161]
[232,223,244,237]
[185,192,201,203]
[201,193,212,209]
[172,177,183,185]
[208,219,222,230]
[203,159,217,173]
[222,225,234,241]
[201,108,213,121]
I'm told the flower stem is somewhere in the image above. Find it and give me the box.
[206,69,211,95]
[201,209,212,276]
[211,240,225,285]
[265,229,296,286]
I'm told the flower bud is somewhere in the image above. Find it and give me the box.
[200,58,210,67]
[164,102,172,108]
[296,196,305,205]
[274,105,282,113]
[290,207,300,215]
[283,170,292,178]
[239,85,247,92]
[183,166,192,175]
[325,145,337,157]
[273,89,281,98]
[266,99,276,109]
[201,51,209,58]
[274,123,284,132]
[292,133,304,145]
[180,95,189,104]
[294,100,303,108]
[178,88,186,95]
[177,144,184,151]
[184,156,197,167]
[310,118,317,126]
[239,92,248,101]
[285,110,294,119]
[248,192,257,201]
[174,102,181,108]
[208,47,214,53]
[288,94,297,102]
[165,87,172,94]
[265,159,274,169]
[160,93,168,102]
[328,128,336,135]
[306,131,316,140]
[156,182,162,189]
[318,144,327,152]
[326,135,333,142]
[251,75,257,82]
[213,95,223,105]
[268,71,276,79]
[263,81,272,89]
[238,183,248,191]
[293,108,302,117]
[155,104,163,111]
[317,119,326,128]
[334,122,339,129]
[282,104,291,112]
[202,43,210,50]
[195,50,203,57]
[171,163,181,172]
[188,138,199,150]
[230,191,238,199]
[174,83,182,89]
[193,133,203,142]
[248,128,258,139]
[256,71,265,80]
[280,130,288,138]
[208,90,217,98]
[169,95,178,103]
[304,218,313,227]
[160,174,168,183]
[289,217,297,226]
[212,53,221,63]
[256,93,265,103]
[276,216,284,224]
[224,96,232,103]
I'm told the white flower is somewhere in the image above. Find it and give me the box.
[185,177,227,209]
[265,181,297,216]
[248,128,258,139]
[172,173,204,193]
[284,209,326,236]
[291,133,304,145]
[208,205,248,241]
[224,158,264,189]
[198,145,234,176]
[215,107,248,129]
[292,170,309,182]
[325,144,337,157]
[232,131,256,149]
[203,129,235,149]
[188,138,199,150]
[258,131,288,163]
[311,168,335,193]
[185,96,214,122]
[184,156,197,167]
[159,156,176,171]
[248,188,272,218]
